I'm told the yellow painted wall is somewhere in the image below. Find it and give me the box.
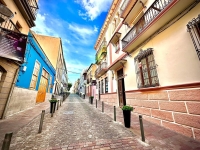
[124,3,200,91]
[3,0,30,34]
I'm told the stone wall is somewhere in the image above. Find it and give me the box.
[100,93,117,106]
[126,88,200,140]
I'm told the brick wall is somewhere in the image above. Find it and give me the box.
[126,88,200,140]
[100,93,117,106]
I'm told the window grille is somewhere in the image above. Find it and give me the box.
[187,14,200,60]
[134,48,159,88]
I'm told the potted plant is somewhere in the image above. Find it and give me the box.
[89,96,94,104]
[49,99,58,113]
[122,105,134,128]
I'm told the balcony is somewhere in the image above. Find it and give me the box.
[0,20,21,33]
[95,40,107,64]
[122,0,197,53]
[14,0,39,27]
[95,62,107,78]
[120,0,138,18]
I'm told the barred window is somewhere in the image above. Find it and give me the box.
[134,49,159,88]
[105,77,108,93]
[187,14,200,60]
[30,61,40,89]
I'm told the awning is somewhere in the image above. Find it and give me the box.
[109,32,121,44]
[108,58,127,70]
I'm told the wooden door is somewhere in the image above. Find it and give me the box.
[118,79,124,106]
[117,69,126,107]
[36,70,49,103]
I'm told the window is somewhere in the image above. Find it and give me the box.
[105,77,108,93]
[14,21,22,32]
[113,40,120,52]
[48,75,52,93]
[187,14,200,60]
[134,49,159,88]
[30,61,40,89]
[101,80,104,94]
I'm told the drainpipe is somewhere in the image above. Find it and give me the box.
[2,67,20,119]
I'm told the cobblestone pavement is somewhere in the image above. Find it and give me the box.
[1,94,200,150]
[8,94,150,150]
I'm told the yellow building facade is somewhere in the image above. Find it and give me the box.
[94,0,200,140]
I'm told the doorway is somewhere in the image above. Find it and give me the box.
[117,68,126,107]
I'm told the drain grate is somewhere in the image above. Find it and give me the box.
[63,111,74,114]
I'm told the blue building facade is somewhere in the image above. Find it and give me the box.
[5,31,55,117]
[16,31,55,93]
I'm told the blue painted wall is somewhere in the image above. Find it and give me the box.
[16,31,55,93]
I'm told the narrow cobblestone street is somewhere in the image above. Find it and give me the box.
[7,94,142,150]
[1,94,200,150]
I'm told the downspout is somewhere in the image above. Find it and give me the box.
[2,67,20,119]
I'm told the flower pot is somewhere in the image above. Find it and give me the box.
[123,110,131,128]
[50,102,56,113]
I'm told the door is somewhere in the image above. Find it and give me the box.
[117,69,126,107]
[36,69,49,103]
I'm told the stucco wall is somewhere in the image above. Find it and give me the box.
[6,87,37,117]
[6,87,52,117]
[4,0,30,34]
[124,2,200,91]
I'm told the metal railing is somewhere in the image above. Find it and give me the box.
[95,62,107,76]
[122,0,172,49]
[95,40,107,63]
[120,0,130,16]
[26,0,39,18]
[0,20,20,33]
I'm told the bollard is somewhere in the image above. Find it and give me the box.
[102,101,104,113]
[60,99,61,106]
[38,110,45,133]
[1,132,13,150]
[51,103,55,117]
[57,100,59,110]
[114,106,116,121]
[96,99,97,108]
[139,115,145,142]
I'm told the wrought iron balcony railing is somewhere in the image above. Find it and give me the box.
[122,0,172,49]
[95,40,107,64]
[26,0,39,19]
[95,62,107,77]
[0,20,20,33]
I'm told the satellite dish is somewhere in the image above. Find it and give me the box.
[0,4,14,23]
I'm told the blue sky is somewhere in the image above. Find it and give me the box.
[32,0,112,85]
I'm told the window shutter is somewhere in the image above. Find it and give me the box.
[134,59,142,88]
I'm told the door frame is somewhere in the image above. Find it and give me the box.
[117,68,126,106]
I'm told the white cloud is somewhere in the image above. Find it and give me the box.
[75,0,112,20]
[32,13,59,37]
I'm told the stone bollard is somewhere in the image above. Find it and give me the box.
[38,110,45,133]
[1,132,13,150]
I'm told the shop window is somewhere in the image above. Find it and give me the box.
[134,49,159,88]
